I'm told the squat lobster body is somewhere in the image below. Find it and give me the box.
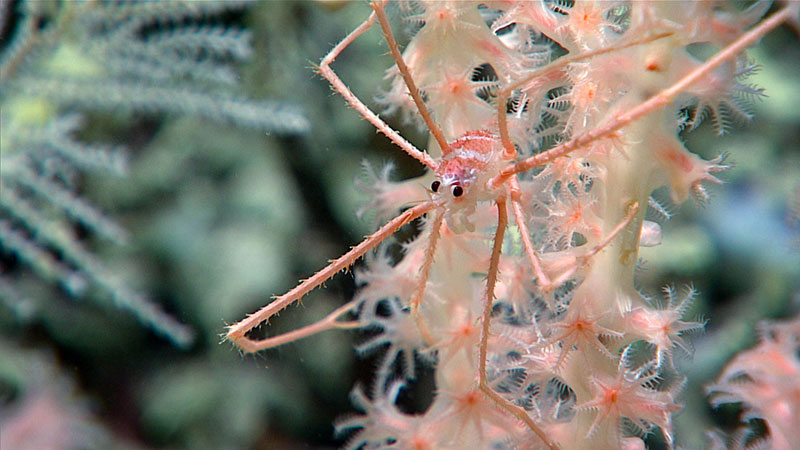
[432,130,509,233]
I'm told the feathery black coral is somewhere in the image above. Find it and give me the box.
[0,0,308,346]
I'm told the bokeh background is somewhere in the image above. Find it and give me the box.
[0,1,798,449]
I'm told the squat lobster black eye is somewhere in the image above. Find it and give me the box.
[431,180,441,192]
[451,185,464,197]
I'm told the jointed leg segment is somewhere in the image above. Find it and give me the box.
[410,209,445,346]
[371,0,451,156]
[508,176,553,289]
[537,201,640,293]
[492,5,795,188]
[495,31,674,158]
[229,3,795,447]
[478,197,558,450]
[225,201,436,353]
[316,6,437,171]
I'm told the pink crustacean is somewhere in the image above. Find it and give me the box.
[431,130,510,234]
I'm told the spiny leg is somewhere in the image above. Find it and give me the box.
[495,31,674,158]
[493,31,682,292]
[477,197,558,450]
[231,298,362,354]
[477,197,507,385]
[226,202,436,353]
[507,176,553,290]
[492,5,795,187]
[541,201,640,291]
[371,0,451,155]
[317,7,437,170]
[409,208,445,346]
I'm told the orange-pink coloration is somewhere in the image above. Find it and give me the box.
[544,308,622,368]
[663,147,694,173]
[441,130,496,158]
[581,366,679,443]
[500,0,560,36]
[436,130,501,194]
[645,60,662,72]
[477,38,504,60]
[409,436,434,450]
[708,318,800,450]
[440,387,517,442]
[437,309,481,365]
[572,80,598,106]
[623,298,703,362]
[427,4,459,31]
[223,2,796,449]
[563,2,607,47]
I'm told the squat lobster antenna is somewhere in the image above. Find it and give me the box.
[225,202,436,353]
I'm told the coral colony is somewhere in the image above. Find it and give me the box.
[227,2,799,449]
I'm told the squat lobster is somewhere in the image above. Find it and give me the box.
[226,0,642,351]
[226,1,795,448]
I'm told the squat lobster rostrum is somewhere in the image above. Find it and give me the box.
[226,1,796,448]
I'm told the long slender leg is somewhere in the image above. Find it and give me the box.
[492,5,794,187]
[508,176,552,289]
[507,178,635,295]
[541,201,639,291]
[371,0,451,156]
[477,197,558,449]
[317,9,437,171]
[226,202,436,353]
[230,299,362,354]
[496,31,674,158]
[409,208,445,345]
[477,198,507,382]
